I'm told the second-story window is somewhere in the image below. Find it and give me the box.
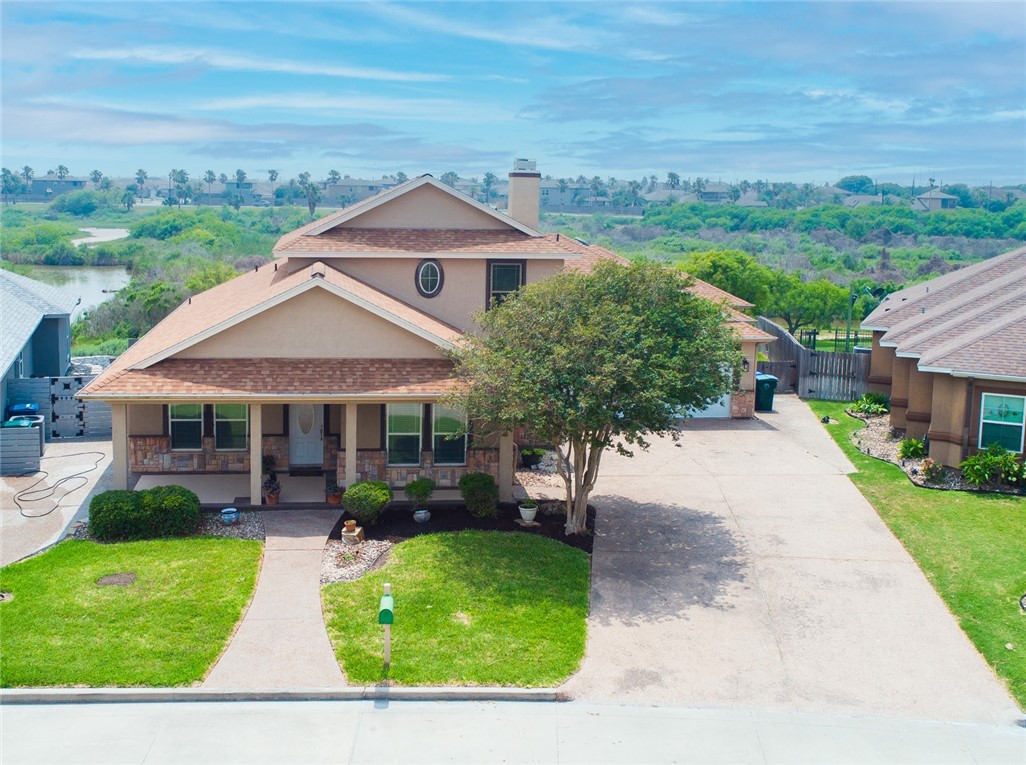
[487,260,525,307]
[416,259,443,297]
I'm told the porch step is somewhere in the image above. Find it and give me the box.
[287,466,325,477]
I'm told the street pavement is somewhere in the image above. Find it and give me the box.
[2,700,1022,764]
[561,396,1020,724]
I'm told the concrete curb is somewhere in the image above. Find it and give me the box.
[0,686,561,705]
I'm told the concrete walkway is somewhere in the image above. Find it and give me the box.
[5,700,1024,764]
[561,395,1020,724]
[203,510,346,689]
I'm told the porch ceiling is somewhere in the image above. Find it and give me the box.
[79,357,460,399]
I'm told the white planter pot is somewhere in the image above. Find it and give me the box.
[519,506,538,522]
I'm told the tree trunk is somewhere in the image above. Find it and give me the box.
[561,437,605,535]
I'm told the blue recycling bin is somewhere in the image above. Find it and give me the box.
[6,402,40,418]
[754,372,778,412]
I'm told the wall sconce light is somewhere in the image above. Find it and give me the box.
[742,358,750,372]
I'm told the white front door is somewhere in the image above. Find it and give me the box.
[289,404,323,466]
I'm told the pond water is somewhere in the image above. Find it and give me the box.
[27,265,131,321]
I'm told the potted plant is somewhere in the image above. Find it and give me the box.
[405,477,435,523]
[343,518,358,533]
[262,472,281,506]
[520,448,546,469]
[518,496,538,522]
[325,482,344,504]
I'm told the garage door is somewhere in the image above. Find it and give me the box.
[687,394,732,419]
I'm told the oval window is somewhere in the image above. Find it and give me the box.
[416,259,443,297]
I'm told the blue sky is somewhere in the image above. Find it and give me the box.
[2,1,1024,185]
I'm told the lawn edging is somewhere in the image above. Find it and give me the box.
[0,686,560,705]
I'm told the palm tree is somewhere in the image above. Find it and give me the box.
[234,169,247,184]
[395,171,408,184]
[557,178,569,210]
[482,171,497,202]
[297,171,311,186]
[303,181,321,216]
[267,169,279,204]
[98,176,114,191]
[21,166,34,183]
[439,171,459,187]
[135,169,148,188]
[167,168,178,197]
[218,173,228,185]
[286,178,298,205]
[203,170,216,204]
[55,165,70,180]
[122,187,136,211]
[666,171,680,189]
[327,169,341,185]
[89,169,103,186]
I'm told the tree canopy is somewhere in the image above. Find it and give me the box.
[447,260,742,535]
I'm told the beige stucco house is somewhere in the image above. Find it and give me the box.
[863,245,1026,467]
[79,164,771,505]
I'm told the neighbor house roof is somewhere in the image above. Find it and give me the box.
[78,260,464,399]
[276,228,574,258]
[0,270,78,376]
[862,245,1026,381]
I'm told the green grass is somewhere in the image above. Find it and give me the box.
[809,400,1026,708]
[0,538,261,687]
[322,531,590,686]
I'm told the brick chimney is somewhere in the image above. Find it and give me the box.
[507,158,540,229]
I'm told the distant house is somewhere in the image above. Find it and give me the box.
[22,175,88,202]
[0,271,78,414]
[735,191,768,208]
[698,182,732,204]
[863,246,1026,466]
[642,188,698,205]
[843,193,883,209]
[322,178,396,207]
[912,189,958,212]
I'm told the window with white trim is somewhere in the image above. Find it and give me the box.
[979,393,1025,453]
[214,404,248,451]
[387,403,422,465]
[416,259,443,297]
[433,405,467,465]
[169,404,202,450]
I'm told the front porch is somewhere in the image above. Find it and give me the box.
[132,472,466,508]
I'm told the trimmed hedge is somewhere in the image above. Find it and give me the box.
[459,472,499,519]
[89,486,201,541]
[342,481,392,526]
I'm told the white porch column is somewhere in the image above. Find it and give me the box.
[498,432,515,503]
[111,402,129,490]
[345,403,358,487]
[249,403,262,505]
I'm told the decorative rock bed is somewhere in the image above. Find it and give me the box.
[320,539,393,585]
[846,412,1023,495]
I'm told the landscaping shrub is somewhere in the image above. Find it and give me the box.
[140,484,201,537]
[89,490,148,540]
[851,392,890,415]
[89,486,200,540]
[921,458,946,484]
[403,477,435,506]
[342,481,392,525]
[958,444,1023,489]
[459,472,499,518]
[897,437,927,459]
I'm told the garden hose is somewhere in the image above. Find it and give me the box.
[12,451,107,519]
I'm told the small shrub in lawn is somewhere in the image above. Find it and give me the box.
[403,477,436,506]
[921,458,946,484]
[342,481,392,525]
[89,490,148,540]
[459,472,499,518]
[898,437,927,459]
[851,393,889,415]
[140,485,201,537]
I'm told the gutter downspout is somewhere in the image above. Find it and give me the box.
[962,377,975,459]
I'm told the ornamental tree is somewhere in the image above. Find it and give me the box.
[447,260,743,535]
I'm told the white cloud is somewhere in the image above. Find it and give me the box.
[69,46,450,82]
[191,93,514,123]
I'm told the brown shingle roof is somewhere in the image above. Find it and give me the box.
[79,260,464,398]
[277,228,569,256]
[79,358,458,399]
[863,246,1026,380]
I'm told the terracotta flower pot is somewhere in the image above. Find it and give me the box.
[344,519,357,532]
[326,493,342,505]
[266,494,279,506]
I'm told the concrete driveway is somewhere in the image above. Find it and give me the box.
[561,396,1020,724]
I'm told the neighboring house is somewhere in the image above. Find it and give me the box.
[79,163,771,505]
[912,189,958,211]
[22,175,88,202]
[735,191,768,208]
[322,178,396,207]
[698,182,732,204]
[863,246,1026,466]
[642,188,699,205]
[843,193,883,209]
[0,271,78,414]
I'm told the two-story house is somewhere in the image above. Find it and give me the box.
[79,162,770,506]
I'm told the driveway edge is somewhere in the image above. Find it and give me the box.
[0,686,560,705]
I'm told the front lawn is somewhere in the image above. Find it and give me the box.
[322,531,590,686]
[809,400,1026,709]
[0,538,261,687]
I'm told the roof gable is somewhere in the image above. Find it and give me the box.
[0,271,77,374]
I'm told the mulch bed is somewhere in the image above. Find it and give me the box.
[328,502,595,554]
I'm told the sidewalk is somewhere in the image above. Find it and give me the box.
[202,509,346,689]
[3,700,1023,764]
